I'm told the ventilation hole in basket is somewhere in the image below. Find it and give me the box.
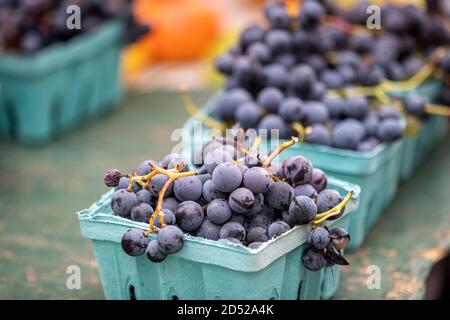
[50,98,62,138]
[5,99,17,140]
[171,295,179,300]
[297,280,303,300]
[129,285,137,300]
[270,288,279,300]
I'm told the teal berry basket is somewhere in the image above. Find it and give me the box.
[182,93,403,252]
[399,116,448,181]
[0,20,124,144]
[78,177,360,300]
[389,79,448,181]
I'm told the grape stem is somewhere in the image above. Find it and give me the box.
[327,47,447,104]
[311,191,353,226]
[180,85,227,131]
[262,137,299,168]
[292,122,305,143]
[145,164,199,235]
[146,177,175,235]
[425,104,450,116]
[122,162,199,235]
[250,135,262,152]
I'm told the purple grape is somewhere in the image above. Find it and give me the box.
[345,96,370,120]
[302,248,327,271]
[268,221,290,238]
[207,199,232,225]
[202,180,227,203]
[317,189,343,216]
[234,101,263,129]
[175,201,204,232]
[248,242,264,249]
[358,137,380,152]
[307,227,330,250]
[228,188,255,214]
[303,101,329,125]
[136,189,154,205]
[265,181,294,210]
[305,124,331,146]
[150,174,173,198]
[257,87,284,113]
[212,163,243,193]
[162,197,179,213]
[104,169,123,187]
[293,184,318,200]
[219,222,246,241]
[154,209,176,228]
[265,29,292,54]
[309,168,327,192]
[111,189,138,217]
[246,193,264,218]
[121,228,149,256]
[330,227,351,250]
[116,176,141,193]
[377,118,403,142]
[299,0,325,30]
[249,214,271,230]
[278,97,304,122]
[283,156,314,185]
[130,203,153,223]
[156,225,184,254]
[243,167,273,194]
[204,148,234,175]
[196,219,221,241]
[146,240,167,263]
[289,64,316,93]
[137,160,157,176]
[257,114,290,139]
[246,227,269,243]
[173,176,203,202]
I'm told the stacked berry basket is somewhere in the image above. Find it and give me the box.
[79,137,360,300]
[0,0,149,143]
[182,1,450,250]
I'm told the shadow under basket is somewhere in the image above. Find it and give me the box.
[78,178,360,300]
[0,20,124,144]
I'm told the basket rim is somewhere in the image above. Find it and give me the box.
[77,176,360,270]
[182,91,408,161]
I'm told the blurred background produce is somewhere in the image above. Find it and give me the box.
[0,0,449,300]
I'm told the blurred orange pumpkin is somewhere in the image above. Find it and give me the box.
[135,0,220,61]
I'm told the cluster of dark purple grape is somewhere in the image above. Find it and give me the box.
[302,226,350,271]
[212,1,450,151]
[0,0,149,53]
[104,136,352,270]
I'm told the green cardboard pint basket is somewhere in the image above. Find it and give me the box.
[0,20,124,144]
[389,79,448,181]
[78,178,360,300]
[182,93,403,252]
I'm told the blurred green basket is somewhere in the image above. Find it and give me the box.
[389,79,448,181]
[78,178,360,300]
[0,20,124,144]
[399,116,448,181]
[182,93,403,252]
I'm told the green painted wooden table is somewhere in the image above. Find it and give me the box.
[0,90,449,299]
